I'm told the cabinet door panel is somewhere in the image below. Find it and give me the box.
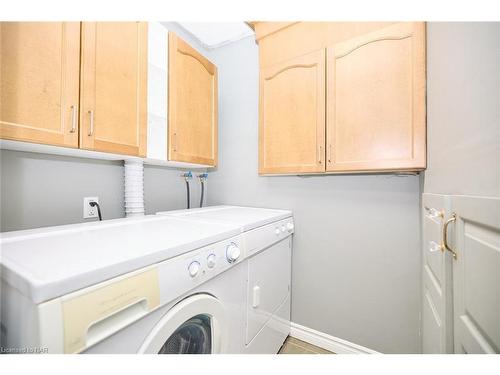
[452,196,500,354]
[0,22,80,147]
[168,32,217,166]
[327,22,426,172]
[80,22,148,157]
[259,49,325,174]
[422,194,454,353]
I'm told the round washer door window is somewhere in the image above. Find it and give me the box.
[158,314,212,354]
[139,294,226,354]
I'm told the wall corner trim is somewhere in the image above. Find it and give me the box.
[290,322,381,354]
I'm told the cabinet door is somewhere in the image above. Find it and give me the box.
[451,196,500,354]
[0,22,80,147]
[421,194,454,353]
[168,32,218,166]
[246,237,291,345]
[259,49,326,174]
[326,22,426,172]
[80,22,148,157]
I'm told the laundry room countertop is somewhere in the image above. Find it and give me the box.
[0,215,241,304]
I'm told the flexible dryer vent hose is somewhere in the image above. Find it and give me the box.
[124,160,145,217]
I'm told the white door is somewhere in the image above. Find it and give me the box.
[139,294,226,354]
[421,194,454,353]
[450,196,500,353]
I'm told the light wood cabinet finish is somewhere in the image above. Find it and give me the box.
[168,32,218,166]
[259,49,326,174]
[326,22,426,172]
[0,22,81,147]
[248,22,298,42]
[256,21,426,174]
[80,22,148,157]
[255,22,395,68]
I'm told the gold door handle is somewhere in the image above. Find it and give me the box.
[318,145,323,164]
[442,213,457,259]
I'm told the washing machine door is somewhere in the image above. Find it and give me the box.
[139,294,226,354]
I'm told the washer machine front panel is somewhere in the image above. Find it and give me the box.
[30,234,245,353]
[83,261,247,354]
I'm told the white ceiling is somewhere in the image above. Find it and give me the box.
[177,22,254,49]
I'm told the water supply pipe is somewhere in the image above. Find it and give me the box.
[181,171,193,209]
[198,173,208,208]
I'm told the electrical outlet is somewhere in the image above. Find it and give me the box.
[83,197,99,219]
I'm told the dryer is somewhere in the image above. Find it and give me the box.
[157,205,294,353]
[0,215,246,353]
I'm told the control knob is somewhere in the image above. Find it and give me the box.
[286,222,294,232]
[188,261,200,277]
[207,254,216,269]
[226,243,241,263]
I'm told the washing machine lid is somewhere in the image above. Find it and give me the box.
[139,294,226,354]
[0,216,240,304]
[157,205,292,232]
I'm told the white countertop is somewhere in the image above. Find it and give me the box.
[0,215,240,303]
[157,205,293,232]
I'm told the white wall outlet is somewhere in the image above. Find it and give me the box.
[83,197,99,219]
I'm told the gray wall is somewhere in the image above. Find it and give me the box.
[0,150,125,231]
[424,22,500,197]
[144,164,205,214]
[0,150,204,232]
[206,35,422,353]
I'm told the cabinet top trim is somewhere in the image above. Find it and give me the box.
[248,22,298,42]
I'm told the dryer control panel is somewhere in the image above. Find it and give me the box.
[243,217,294,258]
[157,235,244,305]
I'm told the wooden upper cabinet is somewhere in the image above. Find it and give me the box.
[0,22,81,148]
[168,32,218,166]
[326,22,426,172]
[80,22,148,157]
[259,49,326,174]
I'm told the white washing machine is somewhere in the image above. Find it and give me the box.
[157,205,294,353]
[0,215,247,354]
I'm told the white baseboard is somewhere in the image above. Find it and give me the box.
[290,322,380,354]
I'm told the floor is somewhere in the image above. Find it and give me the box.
[278,336,334,354]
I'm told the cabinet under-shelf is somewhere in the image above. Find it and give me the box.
[0,140,209,170]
